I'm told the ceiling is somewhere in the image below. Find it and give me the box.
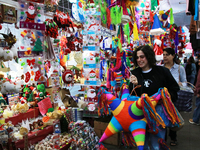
[169,0,187,13]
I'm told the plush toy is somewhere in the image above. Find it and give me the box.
[62,70,74,84]
[3,50,13,61]
[46,110,64,119]
[0,93,7,106]
[97,84,181,150]
[37,84,46,98]
[11,103,29,114]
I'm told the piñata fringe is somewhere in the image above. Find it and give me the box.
[121,131,136,147]
[97,88,111,116]
[98,143,108,150]
[158,138,170,150]
[141,94,165,132]
[160,88,181,126]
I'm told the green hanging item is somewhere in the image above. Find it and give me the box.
[111,6,123,25]
[101,4,107,24]
[124,23,130,44]
[151,0,158,11]
[126,57,131,68]
[170,8,174,24]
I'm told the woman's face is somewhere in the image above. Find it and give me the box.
[163,51,174,64]
[136,50,150,71]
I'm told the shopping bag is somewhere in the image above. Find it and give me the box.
[156,105,184,131]
[174,84,194,112]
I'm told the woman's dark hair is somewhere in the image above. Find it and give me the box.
[133,45,156,68]
[188,56,195,63]
[163,47,180,64]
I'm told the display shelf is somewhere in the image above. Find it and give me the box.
[5,108,40,126]
[15,125,54,149]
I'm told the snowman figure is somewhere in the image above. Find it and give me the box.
[88,70,96,81]
[87,86,96,99]
[88,36,95,46]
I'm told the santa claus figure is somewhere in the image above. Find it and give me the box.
[62,70,74,84]
[88,102,96,111]
[25,3,37,23]
[86,53,95,64]
[87,86,96,99]
[88,70,96,81]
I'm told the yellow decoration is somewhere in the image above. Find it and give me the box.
[159,10,164,15]
[31,78,33,81]
[20,59,22,61]
[41,68,43,70]
[125,0,139,7]
[149,35,151,46]
[27,47,31,50]
[0,119,5,124]
[133,22,139,41]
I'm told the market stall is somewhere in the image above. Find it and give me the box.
[0,0,191,149]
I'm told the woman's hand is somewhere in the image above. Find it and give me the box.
[130,75,138,86]
[178,82,183,86]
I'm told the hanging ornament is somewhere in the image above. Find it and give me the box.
[62,70,74,84]
[125,0,139,8]
[121,0,131,24]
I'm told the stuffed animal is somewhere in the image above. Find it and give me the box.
[46,110,64,119]
[11,103,29,114]
[3,50,13,61]
[0,93,7,107]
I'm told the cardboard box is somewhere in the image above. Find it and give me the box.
[94,121,121,146]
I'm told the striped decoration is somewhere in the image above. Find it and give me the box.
[98,83,176,150]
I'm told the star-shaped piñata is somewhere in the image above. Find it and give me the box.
[98,84,180,150]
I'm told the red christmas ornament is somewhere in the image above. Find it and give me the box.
[62,70,74,84]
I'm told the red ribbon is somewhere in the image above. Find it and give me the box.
[27,59,35,66]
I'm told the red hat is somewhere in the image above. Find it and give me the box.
[90,70,95,74]
[29,86,35,91]
[89,86,95,89]
[29,3,34,7]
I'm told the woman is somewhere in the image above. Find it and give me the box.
[185,56,196,85]
[163,48,187,146]
[129,45,180,150]
[189,69,200,125]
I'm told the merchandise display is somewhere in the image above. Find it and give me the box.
[0,0,192,149]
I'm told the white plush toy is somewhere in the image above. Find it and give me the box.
[3,50,13,61]
[0,47,4,58]
[10,46,18,59]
